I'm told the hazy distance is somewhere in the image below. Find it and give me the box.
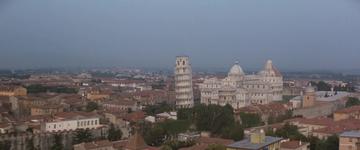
[0,0,359,72]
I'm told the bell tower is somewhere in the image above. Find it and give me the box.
[174,56,194,108]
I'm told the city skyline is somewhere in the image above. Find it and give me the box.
[0,0,360,71]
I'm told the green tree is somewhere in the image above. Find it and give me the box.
[274,123,307,141]
[322,135,339,150]
[161,145,173,150]
[107,124,123,141]
[206,144,226,150]
[51,134,63,150]
[144,125,166,146]
[177,104,241,139]
[346,97,360,108]
[193,104,235,134]
[0,140,11,150]
[311,81,331,91]
[162,140,195,150]
[239,112,262,128]
[144,102,173,116]
[73,129,93,144]
[86,102,99,112]
[159,120,191,138]
[221,124,244,141]
[26,138,37,150]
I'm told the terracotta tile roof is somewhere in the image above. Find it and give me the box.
[103,100,136,106]
[313,119,360,135]
[0,123,11,128]
[124,111,145,122]
[281,140,308,149]
[236,102,288,115]
[83,140,113,149]
[290,117,334,126]
[54,111,98,120]
[125,131,151,150]
[0,86,24,91]
[335,105,360,114]
[112,140,128,149]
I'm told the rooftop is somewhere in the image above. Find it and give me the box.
[227,136,282,150]
[335,105,360,114]
[281,140,309,149]
[340,131,360,138]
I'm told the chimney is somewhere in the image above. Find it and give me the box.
[250,129,266,144]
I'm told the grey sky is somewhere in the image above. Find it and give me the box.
[0,0,359,71]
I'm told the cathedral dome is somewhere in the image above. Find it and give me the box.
[258,60,282,77]
[228,62,244,76]
[305,83,316,93]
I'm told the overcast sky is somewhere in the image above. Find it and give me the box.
[0,0,359,71]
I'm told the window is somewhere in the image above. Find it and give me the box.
[95,120,98,125]
[54,124,56,129]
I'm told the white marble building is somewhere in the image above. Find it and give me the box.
[200,60,283,109]
[174,56,194,108]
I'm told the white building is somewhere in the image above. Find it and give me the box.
[200,60,283,109]
[42,112,101,132]
[174,56,194,108]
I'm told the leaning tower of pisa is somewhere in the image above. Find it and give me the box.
[174,56,194,108]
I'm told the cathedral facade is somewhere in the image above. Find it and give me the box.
[199,60,283,109]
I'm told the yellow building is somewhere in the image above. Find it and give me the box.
[0,86,27,97]
[334,105,360,121]
[302,84,316,108]
[86,90,110,102]
[227,130,282,150]
[339,131,360,150]
[30,105,64,116]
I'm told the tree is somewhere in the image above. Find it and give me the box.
[158,120,191,138]
[0,140,11,150]
[192,104,235,134]
[73,129,93,144]
[107,124,123,141]
[160,145,173,150]
[221,124,244,141]
[51,134,63,150]
[311,81,331,91]
[206,144,226,150]
[26,127,34,133]
[86,102,99,112]
[346,97,360,108]
[239,112,262,128]
[26,138,37,150]
[163,140,195,150]
[144,125,166,146]
[308,136,320,150]
[323,135,339,150]
[144,102,173,116]
[273,123,307,141]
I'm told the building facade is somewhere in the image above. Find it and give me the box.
[226,130,282,150]
[339,131,360,150]
[42,112,101,132]
[174,56,194,108]
[0,86,27,97]
[302,84,316,108]
[200,60,283,109]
